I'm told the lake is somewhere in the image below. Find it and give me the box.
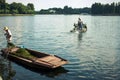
[0,15,120,80]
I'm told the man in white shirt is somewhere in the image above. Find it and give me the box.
[4,27,12,42]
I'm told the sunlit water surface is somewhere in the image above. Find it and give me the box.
[0,15,120,80]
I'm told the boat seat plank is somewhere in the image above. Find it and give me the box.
[10,47,19,53]
[35,56,65,67]
[37,56,61,62]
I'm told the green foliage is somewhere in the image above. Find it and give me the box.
[27,10,34,14]
[11,9,18,14]
[0,0,5,3]
[27,3,34,10]
[0,9,4,13]
[39,9,54,14]
[39,2,119,15]
[91,2,120,15]
[1,0,119,15]
[7,42,35,60]
[0,0,35,14]
[16,48,30,55]
[39,6,91,14]
[14,48,35,60]
[7,42,16,48]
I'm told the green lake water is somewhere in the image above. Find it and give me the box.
[0,15,120,80]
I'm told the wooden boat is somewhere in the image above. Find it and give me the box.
[1,47,68,70]
[70,23,87,33]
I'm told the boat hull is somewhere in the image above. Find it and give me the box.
[70,23,87,33]
[1,48,68,70]
[70,27,87,33]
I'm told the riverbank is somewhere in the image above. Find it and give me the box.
[0,14,34,16]
[91,13,120,16]
[0,14,120,16]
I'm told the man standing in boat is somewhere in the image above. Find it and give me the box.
[78,18,83,30]
[3,27,12,43]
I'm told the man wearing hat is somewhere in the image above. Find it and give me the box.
[4,27,12,42]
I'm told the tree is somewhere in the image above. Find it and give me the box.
[80,7,91,14]
[0,1,35,14]
[9,2,35,14]
[39,6,91,14]
[91,3,103,14]
[91,2,120,15]
[5,3,10,14]
[110,3,115,14]
[0,0,5,3]
[0,0,6,13]
[17,3,27,14]
[115,2,120,14]
[27,3,34,10]
[63,5,75,14]
[27,3,35,14]
[10,2,19,13]
[103,4,110,14]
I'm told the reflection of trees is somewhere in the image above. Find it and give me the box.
[0,57,16,80]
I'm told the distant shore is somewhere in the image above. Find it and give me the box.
[0,14,119,16]
[91,13,120,16]
[0,14,34,16]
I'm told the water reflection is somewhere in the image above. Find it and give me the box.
[19,64,69,78]
[0,57,3,79]
[0,55,68,80]
[1,15,120,80]
[78,33,83,41]
[0,46,68,79]
[0,57,16,80]
[38,67,68,78]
